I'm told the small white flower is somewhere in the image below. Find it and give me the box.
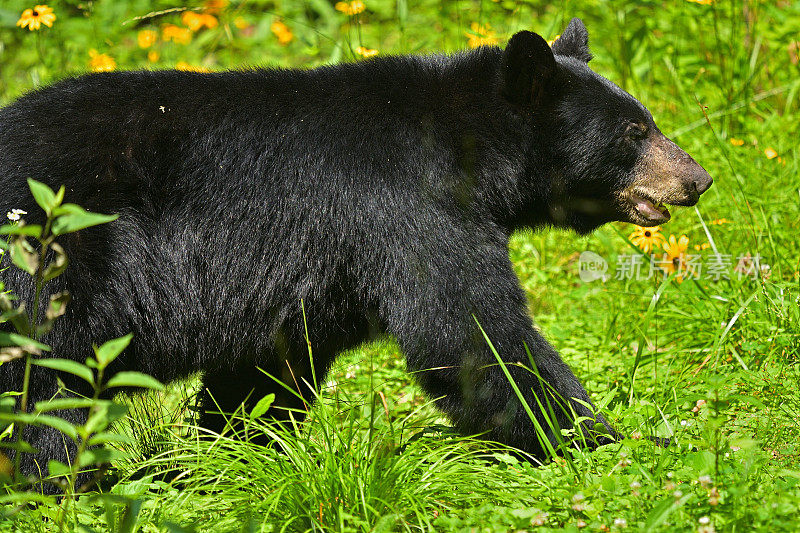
[699,516,710,525]
[614,518,627,528]
[6,209,27,222]
[630,481,641,489]
[698,475,712,488]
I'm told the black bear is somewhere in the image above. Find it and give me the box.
[0,18,712,487]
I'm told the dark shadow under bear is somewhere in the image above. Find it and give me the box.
[0,19,711,487]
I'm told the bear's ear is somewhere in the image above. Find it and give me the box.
[500,31,557,107]
[551,18,592,63]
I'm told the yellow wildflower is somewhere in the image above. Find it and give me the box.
[138,29,158,49]
[663,234,689,259]
[163,24,192,45]
[234,17,250,30]
[335,1,366,15]
[764,147,777,159]
[710,218,730,225]
[661,234,690,280]
[629,225,665,254]
[270,20,294,45]
[148,50,160,63]
[88,50,116,72]
[16,5,56,31]
[182,11,218,31]
[466,22,499,49]
[355,46,378,58]
[729,138,744,146]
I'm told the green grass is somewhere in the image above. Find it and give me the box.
[1,0,800,530]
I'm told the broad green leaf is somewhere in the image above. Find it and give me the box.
[35,414,79,440]
[51,203,85,216]
[35,398,96,412]
[106,371,164,391]
[33,358,94,384]
[77,447,127,468]
[0,224,42,238]
[250,393,275,419]
[52,206,118,236]
[47,460,71,477]
[27,178,57,215]
[0,331,49,351]
[94,333,133,369]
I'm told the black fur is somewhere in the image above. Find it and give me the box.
[1,20,675,488]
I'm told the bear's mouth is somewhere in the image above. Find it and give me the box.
[630,192,670,224]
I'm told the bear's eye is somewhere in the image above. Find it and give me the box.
[625,122,648,141]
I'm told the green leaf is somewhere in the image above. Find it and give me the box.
[33,358,94,385]
[42,243,69,282]
[54,186,65,207]
[0,440,38,453]
[94,333,133,369]
[250,393,275,419]
[0,224,43,238]
[10,236,38,275]
[77,447,127,468]
[106,371,164,391]
[35,398,96,412]
[27,178,57,215]
[47,460,71,477]
[0,331,49,351]
[84,401,128,434]
[51,204,118,236]
[35,414,79,440]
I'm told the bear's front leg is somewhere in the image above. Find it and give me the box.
[385,237,617,459]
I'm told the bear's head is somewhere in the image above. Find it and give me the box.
[500,18,713,234]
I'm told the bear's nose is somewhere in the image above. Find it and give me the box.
[693,170,713,195]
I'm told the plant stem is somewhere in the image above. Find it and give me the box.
[13,218,53,484]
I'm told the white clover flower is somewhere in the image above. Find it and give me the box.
[699,516,710,525]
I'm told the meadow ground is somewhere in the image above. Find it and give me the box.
[0,0,799,531]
